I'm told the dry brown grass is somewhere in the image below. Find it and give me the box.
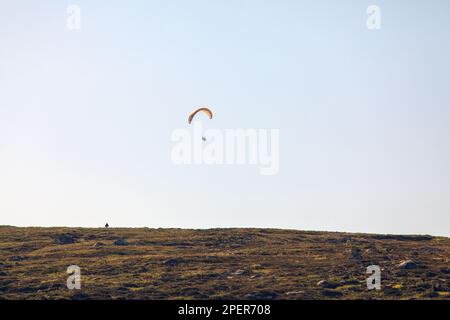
[0,227,448,300]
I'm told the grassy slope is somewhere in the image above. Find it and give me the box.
[0,227,448,300]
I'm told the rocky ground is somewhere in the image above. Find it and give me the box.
[0,227,448,300]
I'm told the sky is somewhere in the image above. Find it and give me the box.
[0,1,449,236]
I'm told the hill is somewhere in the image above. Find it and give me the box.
[0,227,448,299]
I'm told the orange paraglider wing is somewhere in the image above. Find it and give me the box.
[188,107,213,124]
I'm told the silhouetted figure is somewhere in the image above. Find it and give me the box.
[105,223,109,228]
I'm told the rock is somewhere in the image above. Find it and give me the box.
[113,239,128,246]
[417,283,431,290]
[163,258,184,267]
[432,282,445,292]
[245,291,278,300]
[343,237,353,246]
[232,269,251,276]
[55,234,76,245]
[398,260,418,269]
[317,280,339,289]
[351,248,363,260]
[321,290,343,298]
[8,256,26,261]
[286,291,304,296]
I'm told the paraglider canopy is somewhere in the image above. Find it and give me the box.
[188,107,213,124]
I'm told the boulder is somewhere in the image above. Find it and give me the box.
[351,248,363,260]
[317,280,339,289]
[398,260,418,269]
[55,234,77,245]
[113,239,128,246]
[163,258,184,267]
[8,256,26,262]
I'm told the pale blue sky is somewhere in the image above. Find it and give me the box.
[1,1,449,236]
